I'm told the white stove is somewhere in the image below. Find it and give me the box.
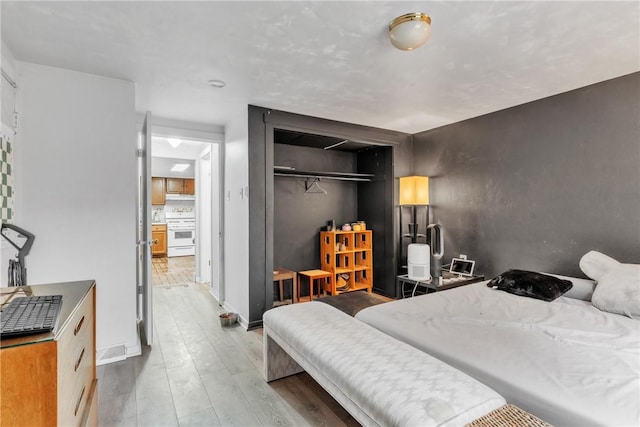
[166,209,195,257]
[165,209,194,220]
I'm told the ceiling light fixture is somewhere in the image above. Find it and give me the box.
[208,79,226,88]
[388,12,432,51]
[170,163,190,172]
[167,138,182,148]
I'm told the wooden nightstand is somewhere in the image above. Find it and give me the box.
[396,271,485,299]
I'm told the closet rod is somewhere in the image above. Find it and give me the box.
[1,69,17,89]
[274,172,371,182]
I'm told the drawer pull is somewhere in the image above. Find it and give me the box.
[74,347,85,372]
[74,315,85,336]
[74,385,86,416]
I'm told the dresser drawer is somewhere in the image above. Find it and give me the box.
[152,224,166,232]
[81,379,99,427]
[0,281,96,427]
[57,287,95,426]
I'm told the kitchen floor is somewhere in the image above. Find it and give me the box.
[96,282,357,426]
[152,256,196,287]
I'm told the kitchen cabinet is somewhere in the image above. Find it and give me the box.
[184,178,195,195]
[152,224,167,257]
[166,178,195,195]
[166,178,183,194]
[0,281,97,427]
[151,177,166,205]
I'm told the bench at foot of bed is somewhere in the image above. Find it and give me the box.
[263,301,505,427]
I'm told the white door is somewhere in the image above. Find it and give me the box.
[136,112,153,345]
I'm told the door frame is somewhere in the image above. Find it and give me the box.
[146,122,225,306]
[137,111,153,346]
[136,115,225,347]
[195,142,223,303]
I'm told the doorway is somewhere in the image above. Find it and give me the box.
[150,136,221,301]
[136,114,225,346]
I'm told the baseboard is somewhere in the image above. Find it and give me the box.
[247,319,263,330]
[209,287,222,306]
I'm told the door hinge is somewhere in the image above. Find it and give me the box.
[137,285,143,295]
[136,148,144,157]
[13,112,19,130]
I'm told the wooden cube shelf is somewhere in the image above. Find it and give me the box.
[320,230,373,295]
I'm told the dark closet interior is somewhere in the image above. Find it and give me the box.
[272,129,395,302]
[248,105,411,328]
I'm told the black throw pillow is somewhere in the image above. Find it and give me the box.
[487,270,573,302]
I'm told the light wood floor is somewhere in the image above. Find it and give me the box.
[97,282,359,426]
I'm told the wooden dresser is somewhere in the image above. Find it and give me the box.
[0,280,97,427]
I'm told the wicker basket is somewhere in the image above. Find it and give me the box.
[466,404,553,427]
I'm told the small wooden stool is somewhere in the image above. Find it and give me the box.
[296,270,331,303]
[273,267,296,303]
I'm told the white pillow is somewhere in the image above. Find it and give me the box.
[591,263,640,319]
[545,273,596,301]
[579,250,620,281]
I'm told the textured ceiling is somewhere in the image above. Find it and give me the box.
[2,1,639,134]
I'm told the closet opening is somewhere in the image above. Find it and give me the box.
[270,128,394,307]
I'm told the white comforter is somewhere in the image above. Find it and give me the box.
[355,282,640,427]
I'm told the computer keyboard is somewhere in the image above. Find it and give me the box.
[1,295,63,338]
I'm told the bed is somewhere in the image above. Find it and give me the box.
[355,281,640,426]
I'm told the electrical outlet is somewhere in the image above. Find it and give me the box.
[459,254,467,260]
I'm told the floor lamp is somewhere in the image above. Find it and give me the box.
[399,176,430,242]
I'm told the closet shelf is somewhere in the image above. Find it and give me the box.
[274,166,374,182]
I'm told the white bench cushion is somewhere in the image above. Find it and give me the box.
[263,301,505,427]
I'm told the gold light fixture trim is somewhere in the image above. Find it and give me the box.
[389,12,432,31]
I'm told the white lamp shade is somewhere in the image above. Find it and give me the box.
[389,13,432,51]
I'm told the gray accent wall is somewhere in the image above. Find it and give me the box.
[412,72,640,278]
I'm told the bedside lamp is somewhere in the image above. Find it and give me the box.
[399,176,429,205]
[399,176,429,241]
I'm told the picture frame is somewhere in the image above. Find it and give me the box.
[449,258,475,276]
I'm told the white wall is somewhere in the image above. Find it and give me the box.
[223,108,249,325]
[1,42,18,80]
[1,42,18,131]
[15,62,138,356]
[1,42,19,280]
